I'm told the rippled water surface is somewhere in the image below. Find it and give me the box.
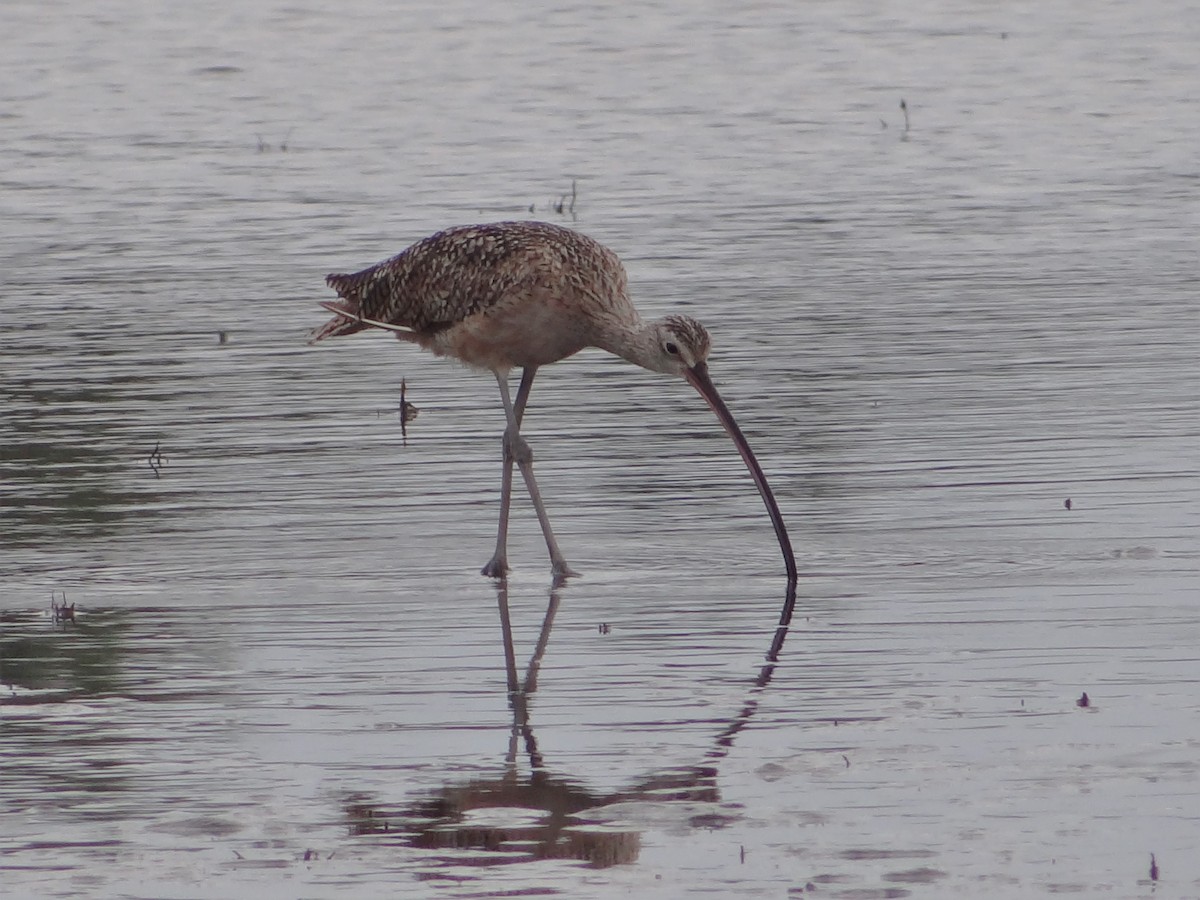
[2,0,1198,897]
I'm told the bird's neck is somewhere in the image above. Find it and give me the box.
[593,316,660,372]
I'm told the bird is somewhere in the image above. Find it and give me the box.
[309,221,796,583]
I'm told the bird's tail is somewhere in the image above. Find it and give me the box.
[307,273,371,344]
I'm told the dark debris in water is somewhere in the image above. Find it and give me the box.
[51,591,76,625]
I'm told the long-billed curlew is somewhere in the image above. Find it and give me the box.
[309,221,796,582]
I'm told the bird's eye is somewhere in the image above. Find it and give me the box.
[664,342,679,355]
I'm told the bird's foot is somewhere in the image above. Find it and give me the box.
[481,555,509,579]
[550,558,580,585]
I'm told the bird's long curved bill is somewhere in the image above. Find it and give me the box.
[685,361,798,582]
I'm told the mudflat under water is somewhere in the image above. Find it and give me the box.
[2,0,1198,897]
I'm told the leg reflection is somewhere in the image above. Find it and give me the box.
[346,578,800,870]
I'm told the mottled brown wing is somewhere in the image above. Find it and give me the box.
[327,222,571,335]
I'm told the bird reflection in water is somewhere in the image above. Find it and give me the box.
[343,578,799,871]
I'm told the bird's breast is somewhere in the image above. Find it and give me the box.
[425,295,592,371]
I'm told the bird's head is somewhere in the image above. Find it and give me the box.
[616,311,797,581]
[643,315,712,375]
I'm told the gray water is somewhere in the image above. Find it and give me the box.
[2,0,1198,897]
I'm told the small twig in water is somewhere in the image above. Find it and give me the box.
[51,591,75,624]
[399,379,418,443]
[552,179,578,216]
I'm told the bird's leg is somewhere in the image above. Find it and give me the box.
[482,368,535,577]
[484,369,578,581]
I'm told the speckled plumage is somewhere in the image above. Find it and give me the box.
[309,221,670,372]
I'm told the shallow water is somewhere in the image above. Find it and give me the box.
[2,0,1199,897]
